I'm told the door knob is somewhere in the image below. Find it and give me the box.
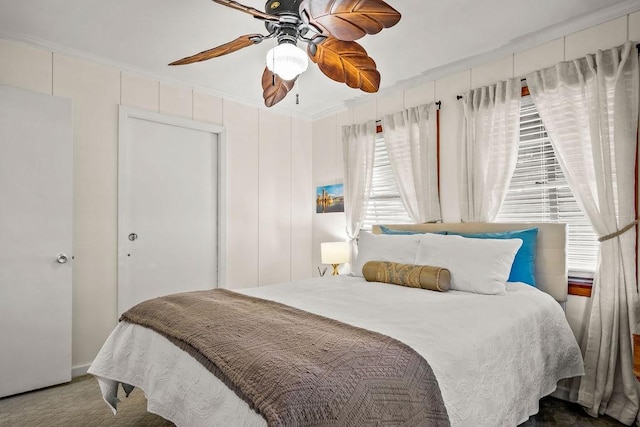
[128,233,138,241]
[56,253,69,264]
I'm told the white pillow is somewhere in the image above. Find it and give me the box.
[353,232,422,277]
[415,233,522,295]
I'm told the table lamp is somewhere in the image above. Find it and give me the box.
[321,242,350,276]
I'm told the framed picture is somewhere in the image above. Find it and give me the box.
[316,184,344,213]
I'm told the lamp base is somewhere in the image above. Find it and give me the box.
[331,264,340,276]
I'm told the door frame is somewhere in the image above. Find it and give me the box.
[117,106,227,311]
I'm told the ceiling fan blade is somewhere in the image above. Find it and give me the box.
[309,37,380,93]
[169,34,263,65]
[262,67,297,107]
[212,0,279,22]
[299,0,401,42]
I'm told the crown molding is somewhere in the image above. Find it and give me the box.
[310,103,350,121]
[0,30,315,121]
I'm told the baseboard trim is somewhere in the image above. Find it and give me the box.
[71,363,91,378]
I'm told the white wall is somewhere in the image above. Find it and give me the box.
[311,11,640,341]
[0,39,313,370]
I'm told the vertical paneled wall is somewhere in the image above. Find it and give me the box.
[224,100,260,288]
[53,55,121,367]
[291,118,313,281]
[258,110,292,286]
[0,38,313,369]
[311,112,350,275]
[311,11,640,341]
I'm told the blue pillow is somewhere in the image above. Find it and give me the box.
[447,228,538,286]
[379,225,447,235]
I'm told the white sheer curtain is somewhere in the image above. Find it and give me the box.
[459,79,521,222]
[381,102,441,223]
[526,42,639,424]
[342,121,376,250]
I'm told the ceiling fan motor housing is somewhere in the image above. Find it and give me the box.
[264,0,308,45]
[265,0,302,15]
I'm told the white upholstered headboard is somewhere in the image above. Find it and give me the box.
[372,223,568,303]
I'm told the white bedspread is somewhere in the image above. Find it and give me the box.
[89,276,584,426]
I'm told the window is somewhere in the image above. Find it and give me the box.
[361,130,412,229]
[495,94,598,277]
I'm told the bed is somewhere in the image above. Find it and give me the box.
[89,222,584,426]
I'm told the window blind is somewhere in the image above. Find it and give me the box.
[495,95,598,276]
[361,132,412,229]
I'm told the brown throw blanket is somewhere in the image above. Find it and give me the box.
[121,289,450,426]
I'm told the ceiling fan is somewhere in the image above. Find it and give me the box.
[169,0,401,107]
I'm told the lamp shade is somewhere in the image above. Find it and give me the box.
[266,42,308,81]
[321,242,350,265]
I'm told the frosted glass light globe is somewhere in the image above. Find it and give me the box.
[266,43,308,81]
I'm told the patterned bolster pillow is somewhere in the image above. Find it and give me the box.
[362,261,451,292]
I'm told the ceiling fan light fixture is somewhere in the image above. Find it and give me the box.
[266,42,308,81]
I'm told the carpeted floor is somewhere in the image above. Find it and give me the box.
[0,376,171,426]
[0,375,625,426]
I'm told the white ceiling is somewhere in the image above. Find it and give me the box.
[0,0,638,119]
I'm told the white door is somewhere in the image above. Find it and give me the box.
[0,85,73,398]
[118,108,221,314]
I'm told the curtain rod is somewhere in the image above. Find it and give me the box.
[457,78,527,100]
[456,44,640,101]
[373,100,442,122]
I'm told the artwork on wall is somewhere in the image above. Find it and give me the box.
[316,184,344,214]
